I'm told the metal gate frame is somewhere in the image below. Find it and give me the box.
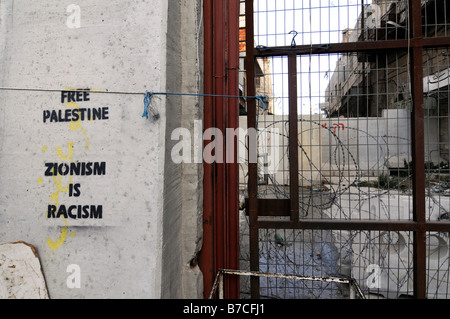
[199,0,240,299]
[245,0,450,299]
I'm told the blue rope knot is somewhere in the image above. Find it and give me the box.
[254,95,267,111]
[142,91,160,120]
[142,91,152,119]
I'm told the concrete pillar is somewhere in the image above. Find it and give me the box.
[0,0,203,298]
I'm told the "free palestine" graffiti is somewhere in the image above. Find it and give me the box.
[43,90,109,123]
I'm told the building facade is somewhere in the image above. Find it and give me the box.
[324,0,450,165]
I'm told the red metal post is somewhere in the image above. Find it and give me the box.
[199,0,240,299]
[288,53,299,222]
[213,0,226,299]
[225,0,241,299]
[245,0,261,299]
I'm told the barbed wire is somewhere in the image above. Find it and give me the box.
[239,117,450,299]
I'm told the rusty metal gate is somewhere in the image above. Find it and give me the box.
[241,0,450,299]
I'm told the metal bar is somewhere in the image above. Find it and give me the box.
[198,0,215,299]
[219,273,224,299]
[225,0,241,299]
[208,269,224,299]
[409,0,427,300]
[253,40,410,57]
[221,269,351,284]
[349,279,366,300]
[288,53,299,222]
[244,197,450,231]
[251,37,450,57]
[243,197,450,231]
[212,0,226,300]
[361,0,366,41]
[423,37,450,48]
[212,269,366,299]
[255,219,450,232]
[349,283,356,299]
[244,198,290,217]
[199,0,241,299]
[245,0,260,299]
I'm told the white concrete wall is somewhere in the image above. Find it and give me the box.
[160,0,204,299]
[322,109,441,176]
[0,0,201,298]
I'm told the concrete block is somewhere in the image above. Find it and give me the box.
[0,242,49,299]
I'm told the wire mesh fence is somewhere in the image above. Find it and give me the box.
[239,0,450,299]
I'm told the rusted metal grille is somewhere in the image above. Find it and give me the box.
[241,0,450,299]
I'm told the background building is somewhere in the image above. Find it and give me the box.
[324,0,450,165]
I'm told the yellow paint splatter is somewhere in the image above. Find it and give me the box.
[42,146,48,153]
[46,218,68,251]
[66,102,90,150]
[56,141,74,160]
[37,178,43,185]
